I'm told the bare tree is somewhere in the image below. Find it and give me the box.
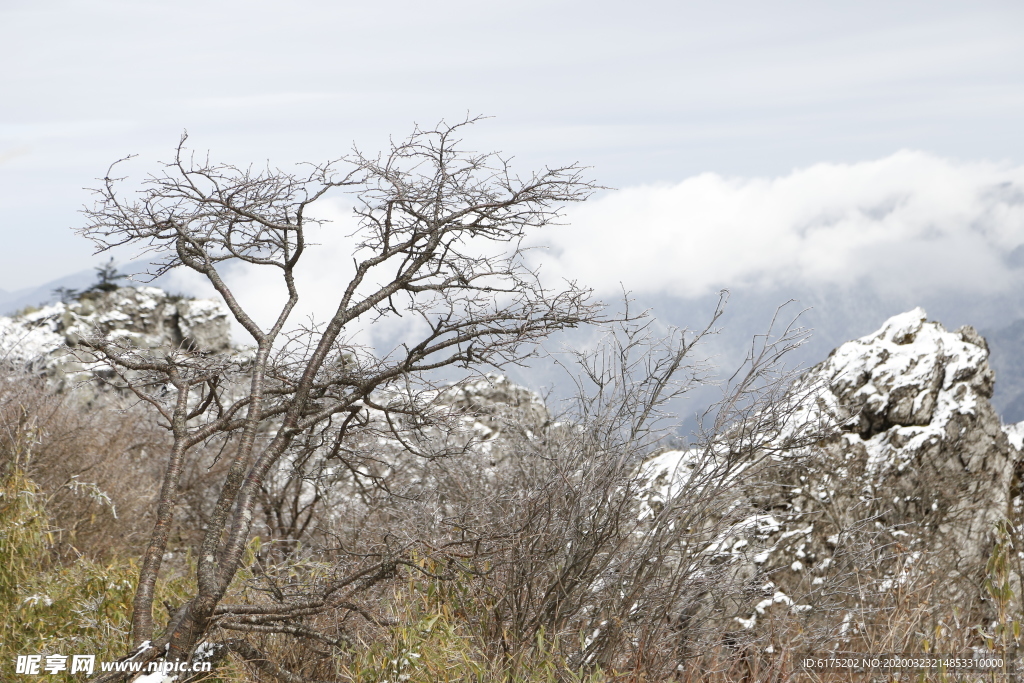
[77,118,601,679]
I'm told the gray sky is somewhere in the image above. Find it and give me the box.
[2,0,1024,295]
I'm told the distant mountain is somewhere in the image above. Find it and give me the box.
[0,270,96,316]
[0,267,183,317]
[982,319,1024,422]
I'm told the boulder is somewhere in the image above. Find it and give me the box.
[648,308,1021,633]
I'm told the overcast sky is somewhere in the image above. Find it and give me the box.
[2,0,1023,303]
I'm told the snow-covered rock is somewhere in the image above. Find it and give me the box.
[695,308,1022,630]
[439,373,550,440]
[788,307,1015,563]
[0,286,231,390]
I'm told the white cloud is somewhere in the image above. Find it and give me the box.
[159,151,1024,349]
[535,151,1024,299]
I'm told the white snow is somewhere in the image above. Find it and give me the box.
[790,308,991,479]
[0,286,234,385]
[133,672,176,683]
[0,306,65,363]
[1004,422,1024,451]
[193,641,216,661]
[22,593,53,607]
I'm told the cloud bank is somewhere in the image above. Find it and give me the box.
[537,151,1024,300]
[162,151,1024,347]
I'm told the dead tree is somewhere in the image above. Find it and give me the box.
[77,118,601,679]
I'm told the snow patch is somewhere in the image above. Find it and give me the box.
[1004,422,1024,451]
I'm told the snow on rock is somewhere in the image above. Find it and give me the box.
[821,307,992,439]
[0,286,232,391]
[5,289,1020,635]
[799,307,1015,566]
[133,672,176,683]
[0,303,66,365]
[697,309,1019,630]
[439,373,550,440]
[1003,421,1024,451]
[174,298,232,353]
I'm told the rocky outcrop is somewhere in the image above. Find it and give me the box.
[0,286,232,390]
[769,308,1013,553]
[439,373,550,440]
[0,286,547,432]
[984,318,1024,422]
[646,308,1022,632]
